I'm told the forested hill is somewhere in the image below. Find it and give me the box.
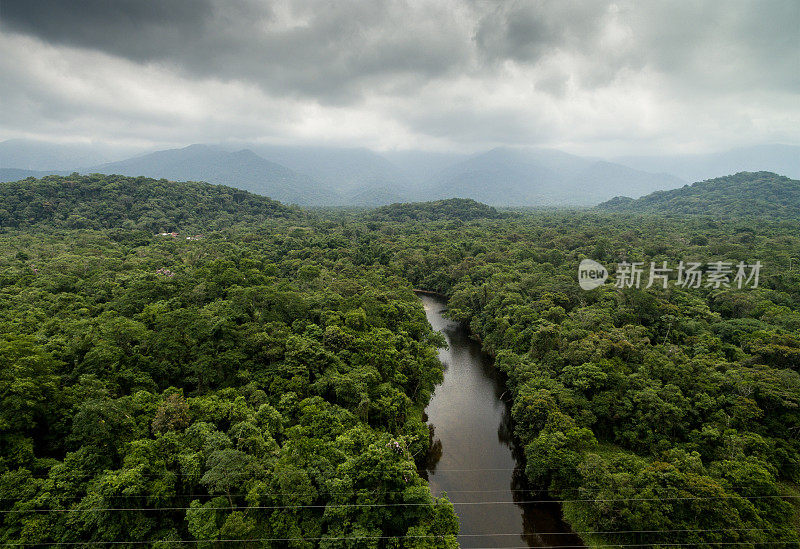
[0,173,298,231]
[368,198,505,221]
[596,171,800,218]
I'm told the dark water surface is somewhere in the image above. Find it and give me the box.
[419,294,584,548]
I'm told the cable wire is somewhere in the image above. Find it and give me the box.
[3,494,797,513]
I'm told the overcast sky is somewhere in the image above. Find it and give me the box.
[0,0,798,155]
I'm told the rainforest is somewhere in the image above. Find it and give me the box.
[0,173,798,547]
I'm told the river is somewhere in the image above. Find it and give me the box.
[419,294,584,548]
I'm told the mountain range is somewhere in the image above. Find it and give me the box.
[419,148,684,206]
[1,139,797,207]
[88,144,340,206]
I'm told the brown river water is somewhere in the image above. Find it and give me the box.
[419,294,584,548]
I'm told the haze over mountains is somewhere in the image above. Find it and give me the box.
[420,148,685,206]
[90,145,340,206]
[614,144,800,183]
[1,139,798,207]
[0,139,142,171]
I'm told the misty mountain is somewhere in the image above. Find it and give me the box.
[90,143,412,206]
[597,171,800,219]
[0,138,143,171]
[423,148,686,206]
[0,168,70,182]
[614,144,800,182]
[6,140,796,208]
[87,144,340,206]
[246,144,411,199]
[379,150,470,183]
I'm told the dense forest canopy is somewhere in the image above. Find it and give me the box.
[0,232,459,546]
[0,174,298,232]
[367,198,506,222]
[597,171,800,219]
[1,173,799,546]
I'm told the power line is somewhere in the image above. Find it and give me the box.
[463,545,795,549]
[6,482,792,508]
[5,482,793,501]
[0,487,568,501]
[3,495,797,513]
[1,539,795,548]
[5,467,525,480]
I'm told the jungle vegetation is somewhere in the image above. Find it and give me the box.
[598,171,800,220]
[0,173,299,231]
[367,199,505,222]
[1,174,799,547]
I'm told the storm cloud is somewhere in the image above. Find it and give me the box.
[0,0,797,154]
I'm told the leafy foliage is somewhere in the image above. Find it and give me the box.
[368,198,505,222]
[0,173,298,231]
[1,173,799,546]
[598,171,800,219]
[0,228,456,546]
[364,210,800,545]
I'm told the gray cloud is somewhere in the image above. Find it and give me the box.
[0,0,797,153]
[1,0,476,103]
[1,0,218,60]
[473,0,800,93]
[474,2,609,63]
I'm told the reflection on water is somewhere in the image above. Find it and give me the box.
[419,294,584,548]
